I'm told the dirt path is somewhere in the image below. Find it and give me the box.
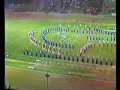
[6,12,115,24]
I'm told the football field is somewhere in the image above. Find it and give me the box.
[5,12,116,90]
[5,19,116,61]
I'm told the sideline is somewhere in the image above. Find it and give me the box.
[6,66,115,84]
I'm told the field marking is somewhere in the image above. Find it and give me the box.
[6,58,116,68]
[73,33,81,44]
[5,59,34,64]
[72,33,83,53]
[6,59,42,69]
[32,62,39,69]
[6,66,115,84]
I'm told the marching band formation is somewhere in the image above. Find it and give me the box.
[25,25,116,66]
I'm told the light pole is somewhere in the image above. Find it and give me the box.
[45,73,50,88]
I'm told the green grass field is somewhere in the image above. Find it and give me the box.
[5,19,116,61]
[5,14,116,90]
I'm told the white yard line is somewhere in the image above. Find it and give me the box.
[71,33,81,54]
[28,66,34,69]
[32,62,39,69]
[73,33,81,45]
[6,66,115,84]
[5,59,34,64]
